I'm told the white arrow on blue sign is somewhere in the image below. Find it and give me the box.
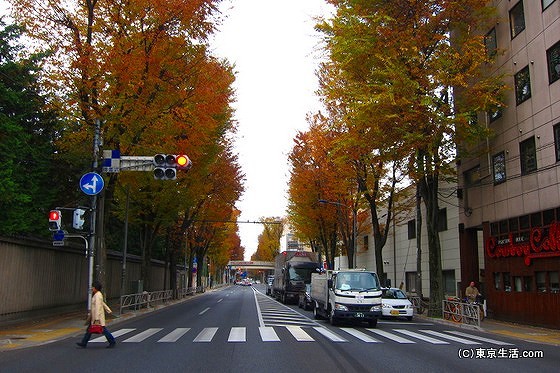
[80,172,104,196]
[53,230,65,241]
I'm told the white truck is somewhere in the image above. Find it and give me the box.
[310,269,382,327]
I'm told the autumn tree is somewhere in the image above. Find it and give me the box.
[316,0,505,314]
[10,1,241,291]
[287,114,364,269]
[251,217,284,262]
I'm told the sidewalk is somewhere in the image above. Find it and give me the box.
[2,299,560,351]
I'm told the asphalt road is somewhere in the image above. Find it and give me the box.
[1,285,559,373]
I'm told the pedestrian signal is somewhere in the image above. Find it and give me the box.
[49,210,62,231]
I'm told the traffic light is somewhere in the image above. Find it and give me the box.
[176,154,192,171]
[48,210,62,231]
[73,208,86,230]
[153,154,177,180]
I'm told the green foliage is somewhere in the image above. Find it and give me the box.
[0,20,62,237]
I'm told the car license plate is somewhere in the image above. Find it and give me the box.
[355,312,364,318]
[390,310,400,316]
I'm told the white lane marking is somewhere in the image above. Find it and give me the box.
[90,328,135,342]
[421,330,481,344]
[193,327,218,342]
[217,298,223,303]
[199,307,210,315]
[394,329,448,344]
[313,327,347,342]
[339,328,381,343]
[123,328,163,343]
[228,327,246,342]
[157,328,191,342]
[286,326,314,341]
[259,326,280,342]
[366,328,415,344]
[446,330,514,345]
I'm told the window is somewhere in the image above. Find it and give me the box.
[509,1,525,39]
[550,272,559,293]
[514,276,523,292]
[438,208,448,232]
[547,40,560,84]
[554,124,560,162]
[542,0,556,11]
[513,68,531,106]
[489,108,502,122]
[362,235,369,251]
[405,272,417,293]
[503,272,511,292]
[536,272,547,292]
[492,151,506,184]
[485,28,497,58]
[464,165,481,186]
[443,270,456,296]
[408,220,416,239]
[523,276,532,292]
[514,66,531,105]
[520,137,537,175]
[494,272,502,290]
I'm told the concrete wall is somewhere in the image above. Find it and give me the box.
[0,236,169,324]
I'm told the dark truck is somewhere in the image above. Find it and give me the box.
[272,250,319,304]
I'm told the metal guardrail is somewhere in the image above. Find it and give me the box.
[118,284,230,315]
[442,298,483,327]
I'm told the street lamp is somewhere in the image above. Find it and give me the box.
[318,199,357,269]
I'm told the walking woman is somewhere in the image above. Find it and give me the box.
[76,281,116,348]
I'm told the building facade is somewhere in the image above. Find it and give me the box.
[457,0,560,328]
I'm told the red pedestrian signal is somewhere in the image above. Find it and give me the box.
[49,210,62,231]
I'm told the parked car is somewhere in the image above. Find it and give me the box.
[298,283,313,311]
[381,288,414,321]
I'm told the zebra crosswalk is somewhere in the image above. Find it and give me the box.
[89,326,514,346]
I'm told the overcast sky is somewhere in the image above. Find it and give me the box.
[212,0,332,259]
[0,1,333,260]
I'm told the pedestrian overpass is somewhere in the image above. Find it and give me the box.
[227,260,274,271]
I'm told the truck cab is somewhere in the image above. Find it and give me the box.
[311,269,382,327]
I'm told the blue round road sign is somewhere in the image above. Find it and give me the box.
[53,230,65,241]
[80,172,104,196]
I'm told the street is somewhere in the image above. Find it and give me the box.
[1,284,558,373]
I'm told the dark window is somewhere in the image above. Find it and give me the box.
[492,151,506,184]
[490,222,499,236]
[405,272,417,293]
[503,272,512,292]
[408,220,416,239]
[464,166,481,186]
[543,209,555,225]
[442,270,456,296]
[519,215,530,230]
[523,276,532,292]
[550,272,559,293]
[509,1,525,39]
[438,208,448,232]
[489,108,502,122]
[363,235,369,251]
[515,66,531,105]
[554,124,560,162]
[499,220,508,234]
[485,28,497,58]
[531,212,542,227]
[520,137,537,174]
[509,217,519,232]
[536,271,547,292]
[542,0,556,11]
[494,272,502,290]
[547,40,560,84]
